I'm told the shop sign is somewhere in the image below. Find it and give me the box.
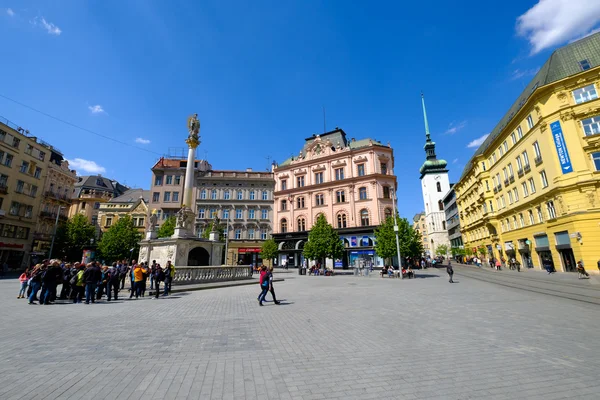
[238,248,262,254]
[334,260,343,268]
[350,236,357,247]
[0,242,24,249]
[550,121,573,174]
[361,236,370,246]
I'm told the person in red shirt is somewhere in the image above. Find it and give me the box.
[258,265,269,306]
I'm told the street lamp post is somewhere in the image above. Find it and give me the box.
[48,206,63,260]
[391,190,403,278]
[224,215,230,265]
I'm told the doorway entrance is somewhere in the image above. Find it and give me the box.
[558,249,576,272]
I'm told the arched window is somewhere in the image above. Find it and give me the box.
[223,189,230,200]
[436,182,441,192]
[384,208,392,219]
[281,218,288,233]
[337,213,347,229]
[359,187,367,200]
[297,217,306,231]
[360,209,369,226]
[211,189,217,200]
[438,200,444,211]
[200,189,207,199]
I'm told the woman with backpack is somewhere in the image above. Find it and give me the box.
[17,268,30,299]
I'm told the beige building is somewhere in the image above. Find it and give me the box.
[0,118,59,268]
[195,169,274,265]
[69,175,129,235]
[97,189,150,234]
[412,212,429,256]
[31,151,77,257]
[149,157,211,223]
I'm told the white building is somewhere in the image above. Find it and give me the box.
[419,95,450,256]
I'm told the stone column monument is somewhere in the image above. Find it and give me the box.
[173,113,201,238]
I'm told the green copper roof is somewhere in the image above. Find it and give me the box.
[460,32,600,180]
[419,159,448,174]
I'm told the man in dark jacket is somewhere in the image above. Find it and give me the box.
[41,261,63,304]
[83,262,102,304]
[447,261,454,283]
[107,262,121,301]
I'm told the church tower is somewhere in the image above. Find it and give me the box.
[419,94,450,256]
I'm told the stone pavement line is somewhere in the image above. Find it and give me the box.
[1,274,600,400]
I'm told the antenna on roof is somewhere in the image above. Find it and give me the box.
[323,106,326,133]
[265,155,272,171]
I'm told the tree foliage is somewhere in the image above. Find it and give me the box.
[156,216,176,238]
[374,215,424,266]
[54,213,96,261]
[202,221,225,240]
[465,247,474,257]
[98,215,141,263]
[477,245,487,257]
[451,247,465,257]
[260,238,278,266]
[435,244,449,257]
[303,214,344,263]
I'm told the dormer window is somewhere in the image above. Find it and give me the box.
[579,59,591,71]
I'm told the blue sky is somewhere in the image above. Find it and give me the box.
[2,0,600,219]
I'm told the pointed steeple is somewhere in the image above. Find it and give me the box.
[419,93,448,178]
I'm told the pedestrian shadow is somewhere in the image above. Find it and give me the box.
[413,274,440,279]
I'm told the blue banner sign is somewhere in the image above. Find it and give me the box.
[550,121,573,174]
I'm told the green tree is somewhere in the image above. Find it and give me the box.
[435,244,449,258]
[53,213,96,261]
[465,247,474,257]
[374,215,424,267]
[451,247,465,257]
[260,238,278,267]
[477,245,487,257]
[303,214,344,265]
[98,215,142,263]
[156,216,176,238]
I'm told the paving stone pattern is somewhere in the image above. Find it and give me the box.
[0,270,599,400]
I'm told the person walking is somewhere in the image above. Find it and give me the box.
[17,268,30,298]
[107,262,120,301]
[577,260,589,279]
[28,265,43,305]
[141,262,149,297]
[132,263,144,299]
[267,266,281,305]
[163,261,174,296]
[129,261,138,298]
[258,265,269,306]
[72,265,86,304]
[119,261,128,290]
[447,261,454,283]
[149,260,156,293]
[152,265,165,299]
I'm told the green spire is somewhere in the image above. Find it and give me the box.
[421,92,431,141]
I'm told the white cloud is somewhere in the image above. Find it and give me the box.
[31,16,61,35]
[6,8,14,17]
[445,120,467,135]
[510,68,540,80]
[67,158,106,174]
[135,137,151,144]
[452,158,459,164]
[467,134,489,149]
[516,0,600,54]
[88,105,105,114]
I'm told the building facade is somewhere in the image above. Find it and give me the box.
[97,189,151,234]
[412,212,430,256]
[419,96,451,256]
[454,32,600,273]
[0,117,67,268]
[69,175,129,235]
[442,186,463,251]
[149,157,211,224]
[272,128,396,269]
[32,150,77,258]
[195,169,274,265]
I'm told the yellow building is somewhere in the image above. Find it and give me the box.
[455,32,600,274]
[413,212,429,256]
[97,189,150,235]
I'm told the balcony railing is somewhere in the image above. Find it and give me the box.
[45,190,71,203]
[517,169,524,178]
[524,164,531,173]
[534,156,543,166]
[40,211,68,221]
[33,232,52,241]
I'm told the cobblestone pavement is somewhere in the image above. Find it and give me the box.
[1,271,599,400]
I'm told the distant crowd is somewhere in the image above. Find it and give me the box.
[18,259,176,305]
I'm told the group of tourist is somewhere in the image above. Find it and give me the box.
[17,259,176,305]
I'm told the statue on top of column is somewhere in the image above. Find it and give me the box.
[186,113,201,148]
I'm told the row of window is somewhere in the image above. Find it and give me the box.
[0,150,43,178]
[15,180,38,197]
[0,223,30,240]
[154,175,182,186]
[9,201,34,218]
[280,186,390,211]
[280,162,389,191]
[199,189,269,201]
[0,129,22,149]
[500,202,557,233]
[280,208,390,233]
[198,208,269,220]
[152,191,180,203]
[104,217,145,227]
[204,227,268,240]
[494,171,548,211]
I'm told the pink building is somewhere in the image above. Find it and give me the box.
[272,128,396,269]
